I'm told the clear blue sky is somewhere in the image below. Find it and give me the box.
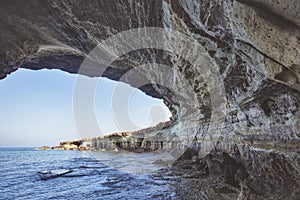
[0,69,171,147]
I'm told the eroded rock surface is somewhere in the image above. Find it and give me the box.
[1,0,300,199]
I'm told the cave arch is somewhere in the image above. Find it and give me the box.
[1,25,228,159]
[73,27,227,157]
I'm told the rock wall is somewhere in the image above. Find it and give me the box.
[1,0,300,199]
[64,121,181,153]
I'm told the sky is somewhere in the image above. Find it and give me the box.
[0,69,171,147]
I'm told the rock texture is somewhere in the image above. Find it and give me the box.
[55,121,175,152]
[53,140,88,150]
[1,0,300,199]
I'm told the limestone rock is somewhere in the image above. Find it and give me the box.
[1,0,300,198]
[37,146,49,150]
[51,146,64,150]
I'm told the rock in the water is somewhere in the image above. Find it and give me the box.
[37,146,49,150]
[37,169,72,180]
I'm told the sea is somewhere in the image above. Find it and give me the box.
[0,147,179,200]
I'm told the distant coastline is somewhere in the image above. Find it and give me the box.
[41,120,174,152]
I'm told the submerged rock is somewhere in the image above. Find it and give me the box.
[37,169,72,180]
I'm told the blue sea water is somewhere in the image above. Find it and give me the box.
[0,148,178,200]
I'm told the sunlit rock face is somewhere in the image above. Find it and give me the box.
[1,0,300,198]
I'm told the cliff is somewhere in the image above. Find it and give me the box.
[1,0,300,199]
[55,121,174,152]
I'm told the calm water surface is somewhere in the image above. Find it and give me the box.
[0,148,178,199]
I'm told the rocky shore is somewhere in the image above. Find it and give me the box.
[1,0,300,198]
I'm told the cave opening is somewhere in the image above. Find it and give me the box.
[0,68,172,147]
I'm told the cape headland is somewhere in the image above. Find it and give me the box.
[51,121,175,152]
